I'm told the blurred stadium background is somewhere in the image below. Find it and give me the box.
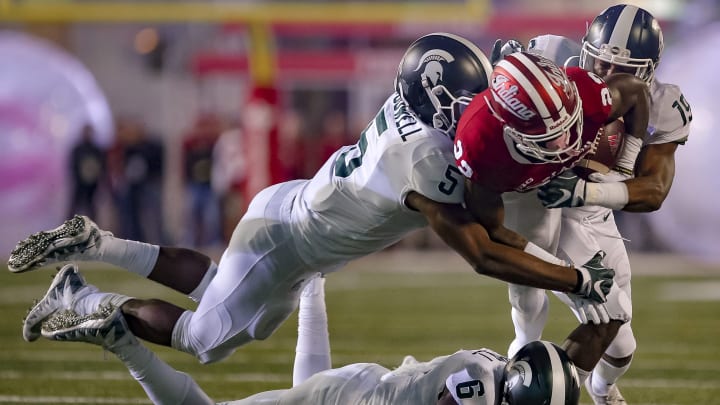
[1,0,719,404]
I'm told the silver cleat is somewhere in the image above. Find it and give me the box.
[8,215,110,273]
[42,304,136,350]
[22,263,95,342]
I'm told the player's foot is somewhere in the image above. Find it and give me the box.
[41,304,137,350]
[585,374,627,404]
[8,215,111,273]
[23,263,96,342]
[606,384,627,405]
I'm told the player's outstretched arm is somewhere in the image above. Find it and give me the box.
[405,191,613,302]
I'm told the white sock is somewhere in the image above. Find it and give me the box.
[98,237,160,278]
[577,367,591,385]
[293,276,331,386]
[592,357,631,396]
[113,342,213,405]
[74,291,133,315]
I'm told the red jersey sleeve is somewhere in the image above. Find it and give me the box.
[565,67,612,127]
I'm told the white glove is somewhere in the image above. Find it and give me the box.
[588,168,633,183]
[554,284,632,325]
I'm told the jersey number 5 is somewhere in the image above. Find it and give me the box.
[439,166,462,196]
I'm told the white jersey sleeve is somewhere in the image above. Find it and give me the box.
[527,34,582,68]
[646,79,692,145]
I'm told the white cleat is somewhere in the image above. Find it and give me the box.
[8,215,111,273]
[585,374,627,405]
[41,304,137,350]
[22,263,96,342]
[606,384,627,405]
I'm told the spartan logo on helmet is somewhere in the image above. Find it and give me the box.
[505,360,534,389]
[413,49,455,88]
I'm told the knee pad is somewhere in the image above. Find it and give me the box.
[605,322,636,359]
[509,284,547,314]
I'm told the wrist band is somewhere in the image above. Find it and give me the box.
[523,241,565,266]
[585,182,629,210]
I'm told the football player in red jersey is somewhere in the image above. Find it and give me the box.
[452,51,650,373]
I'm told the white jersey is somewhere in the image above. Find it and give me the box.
[289,93,464,268]
[226,349,507,405]
[645,78,691,145]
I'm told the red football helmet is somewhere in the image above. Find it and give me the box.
[488,52,584,163]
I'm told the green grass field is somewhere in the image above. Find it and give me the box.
[1,253,719,404]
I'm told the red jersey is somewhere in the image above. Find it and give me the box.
[454,67,612,193]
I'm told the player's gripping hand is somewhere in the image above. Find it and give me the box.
[572,251,614,303]
[537,170,586,208]
[555,284,632,324]
[490,39,525,66]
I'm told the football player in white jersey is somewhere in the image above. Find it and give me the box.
[9,33,615,384]
[36,265,581,405]
[497,5,692,404]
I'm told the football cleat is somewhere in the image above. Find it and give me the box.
[23,263,96,342]
[606,384,627,405]
[585,374,627,405]
[8,215,111,273]
[41,304,136,350]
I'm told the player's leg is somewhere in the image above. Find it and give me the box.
[41,305,215,405]
[171,181,316,364]
[587,323,634,404]
[557,207,632,390]
[503,192,561,357]
[293,274,332,386]
[7,214,217,298]
[586,215,633,404]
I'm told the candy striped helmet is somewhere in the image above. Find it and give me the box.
[501,341,580,405]
[488,52,583,163]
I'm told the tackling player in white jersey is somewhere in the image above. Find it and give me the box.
[35,263,581,405]
[498,5,692,404]
[9,32,615,389]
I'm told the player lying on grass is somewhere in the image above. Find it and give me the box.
[9,32,615,377]
[35,263,581,405]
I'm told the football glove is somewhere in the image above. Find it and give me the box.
[572,251,614,303]
[537,170,586,208]
[490,39,525,66]
[554,284,632,325]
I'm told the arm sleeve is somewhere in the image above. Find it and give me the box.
[405,139,465,205]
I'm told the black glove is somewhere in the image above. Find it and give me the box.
[490,39,525,66]
[573,251,614,303]
[537,170,586,208]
